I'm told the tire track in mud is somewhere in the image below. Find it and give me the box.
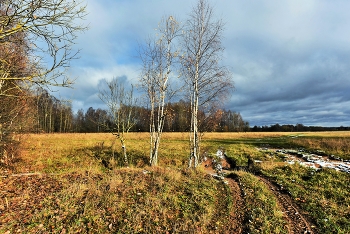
[202,158,246,234]
[204,155,317,234]
[256,176,316,234]
[219,156,316,234]
[224,177,246,234]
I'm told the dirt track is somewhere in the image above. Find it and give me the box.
[257,176,315,234]
[205,156,317,234]
[224,177,245,234]
[202,157,245,233]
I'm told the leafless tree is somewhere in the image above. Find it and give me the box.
[99,78,137,166]
[181,0,234,168]
[0,0,86,166]
[139,16,181,166]
[0,0,87,96]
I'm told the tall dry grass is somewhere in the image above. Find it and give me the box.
[290,135,350,159]
[15,166,233,233]
[7,131,350,233]
[19,131,350,172]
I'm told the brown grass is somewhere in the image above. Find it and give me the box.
[17,131,350,172]
[3,131,350,233]
[289,133,350,159]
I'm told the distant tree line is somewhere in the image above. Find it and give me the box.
[0,87,75,134]
[9,87,247,134]
[31,95,350,133]
[251,123,350,132]
[72,100,249,133]
[34,88,74,133]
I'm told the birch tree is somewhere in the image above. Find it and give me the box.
[181,0,234,168]
[99,78,137,166]
[139,16,181,166]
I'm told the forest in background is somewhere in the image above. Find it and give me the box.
[24,88,250,133]
[2,84,347,136]
[24,88,349,133]
[6,86,347,134]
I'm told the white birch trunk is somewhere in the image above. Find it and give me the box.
[149,17,178,166]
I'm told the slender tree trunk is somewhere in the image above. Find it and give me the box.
[36,93,40,133]
[60,108,63,133]
[189,39,201,167]
[119,137,128,165]
[150,101,157,166]
[192,78,199,167]
[49,105,53,133]
[122,145,127,165]
[150,39,171,166]
[151,40,171,165]
[141,16,180,167]
[149,102,155,165]
[189,95,193,168]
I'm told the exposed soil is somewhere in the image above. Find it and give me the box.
[201,157,245,234]
[257,176,316,234]
[223,177,246,234]
[204,156,317,234]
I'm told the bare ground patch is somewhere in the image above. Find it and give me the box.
[256,176,317,234]
[0,174,63,233]
[201,158,245,233]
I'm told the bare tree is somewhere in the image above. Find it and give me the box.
[99,78,137,166]
[139,16,181,166]
[181,0,234,168]
[0,0,87,96]
[0,0,86,166]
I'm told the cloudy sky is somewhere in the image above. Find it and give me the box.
[55,0,350,127]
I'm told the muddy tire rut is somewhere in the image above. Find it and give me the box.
[207,155,317,234]
[202,158,246,233]
[257,176,316,234]
[224,177,246,234]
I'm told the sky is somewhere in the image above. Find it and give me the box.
[54,0,350,127]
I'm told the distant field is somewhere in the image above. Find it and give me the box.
[17,131,350,172]
[1,131,349,233]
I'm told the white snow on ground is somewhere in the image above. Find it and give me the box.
[258,147,350,174]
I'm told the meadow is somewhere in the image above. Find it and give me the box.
[1,131,349,233]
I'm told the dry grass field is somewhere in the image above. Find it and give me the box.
[1,131,349,233]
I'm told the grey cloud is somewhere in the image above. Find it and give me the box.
[51,0,350,127]
[224,25,350,127]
